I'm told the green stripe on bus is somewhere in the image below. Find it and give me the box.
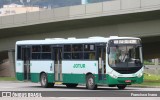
[16,73,143,85]
[31,73,54,83]
[16,73,55,83]
[62,74,86,84]
[16,72,24,81]
[62,74,99,84]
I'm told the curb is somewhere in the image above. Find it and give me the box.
[128,85,160,88]
[0,81,27,83]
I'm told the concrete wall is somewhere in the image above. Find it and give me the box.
[1,0,160,29]
[0,59,11,77]
[0,19,160,52]
[1,0,160,77]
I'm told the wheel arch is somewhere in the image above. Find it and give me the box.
[40,71,47,81]
[85,72,97,90]
[86,72,97,83]
[86,72,93,79]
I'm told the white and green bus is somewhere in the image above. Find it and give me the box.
[15,36,143,90]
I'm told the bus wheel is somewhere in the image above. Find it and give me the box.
[117,85,126,90]
[66,84,78,88]
[86,74,97,90]
[40,73,49,88]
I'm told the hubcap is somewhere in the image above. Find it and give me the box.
[88,78,93,86]
[42,75,46,86]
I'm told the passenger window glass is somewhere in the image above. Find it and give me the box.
[42,53,51,59]
[64,53,71,59]
[84,52,95,60]
[42,45,51,52]
[84,44,95,51]
[72,53,83,59]
[32,45,41,52]
[17,46,21,59]
[72,44,83,51]
[64,45,71,52]
[32,53,41,59]
[32,45,41,60]
[41,45,51,60]
[63,44,96,60]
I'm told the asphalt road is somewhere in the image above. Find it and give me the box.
[0,82,159,100]
[0,82,159,91]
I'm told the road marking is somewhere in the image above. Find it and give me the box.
[1,87,15,88]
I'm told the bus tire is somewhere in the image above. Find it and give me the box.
[86,74,97,90]
[48,83,55,88]
[117,85,126,90]
[108,85,116,87]
[40,73,50,88]
[66,84,78,88]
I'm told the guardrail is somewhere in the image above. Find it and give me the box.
[0,0,160,29]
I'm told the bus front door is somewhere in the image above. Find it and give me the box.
[53,47,62,82]
[22,47,31,80]
[97,46,106,82]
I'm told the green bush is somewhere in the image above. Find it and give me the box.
[144,60,154,65]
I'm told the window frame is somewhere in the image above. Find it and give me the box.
[63,43,97,60]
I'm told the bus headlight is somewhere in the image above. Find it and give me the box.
[110,73,118,79]
[137,73,143,78]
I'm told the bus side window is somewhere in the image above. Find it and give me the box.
[84,44,95,60]
[64,45,71,52]
[64,53,71,59]
[41,45,51,59]
[84,52,95,60]
[32,45,41,60]
[84,44,95,51]
[32,53,41,59]
[64,45,72,60]
[72,53,83,59]
[32,45,41,52]
[72,44,83,52]
[17,46,22,60]
[72,44,83,59]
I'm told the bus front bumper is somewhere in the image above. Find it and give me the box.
[106,74,143,85]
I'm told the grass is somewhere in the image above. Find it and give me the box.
[133,73,160,86]
[140,82,160,86]
[143,60,155,65]
[0,77,17,81]
[143,61,155,65]
[144,73,160,82]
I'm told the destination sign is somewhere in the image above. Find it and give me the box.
[113,40,138,44]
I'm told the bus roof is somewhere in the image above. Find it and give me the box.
[16,36,140,45]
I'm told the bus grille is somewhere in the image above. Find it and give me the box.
[111,67,141,74]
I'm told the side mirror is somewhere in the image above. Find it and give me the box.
[107,47,110,54]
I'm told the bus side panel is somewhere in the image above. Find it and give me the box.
[30,73,40,82]
[30,60,54,83]
[30,73,54,83]
[47,73,54,83]
[63,74,86,84]
[16,61,24,81]
[62,61,98,84]
[16,72,24,81]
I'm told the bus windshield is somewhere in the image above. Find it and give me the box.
[108,45,143,68]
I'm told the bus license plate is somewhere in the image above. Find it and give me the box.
[125,80,131,83]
